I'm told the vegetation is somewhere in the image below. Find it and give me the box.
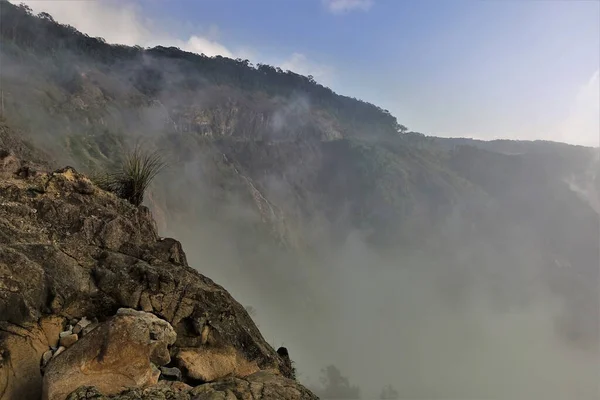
[0,0,402,138]
[93,146,166,206]
[310,365,361,399]
[379,384,399,399]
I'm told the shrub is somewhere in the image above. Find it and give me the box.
[93,146,166,206]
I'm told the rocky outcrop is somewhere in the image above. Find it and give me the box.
[0,154,311,399]
[175,346,260,382]
[67,371,319,400]
[43,309,176,400]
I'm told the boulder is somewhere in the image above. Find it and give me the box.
[59,333,78,348]
[66,372,318,399]
[175,345,260,383]
[0,322,49,400]
[158,366,183,381]
[190,371,319,399]
[42,308,176,400]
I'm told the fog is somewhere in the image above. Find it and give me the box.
[172,217,599,399]
[1,12,599,398]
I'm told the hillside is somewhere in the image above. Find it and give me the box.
[1,1,599,398]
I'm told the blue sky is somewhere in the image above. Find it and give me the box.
[19,0,600,145]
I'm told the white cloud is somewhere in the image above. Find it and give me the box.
[280,53,335,85]
[13,0,334,82]
[560,70,600,147]
[12,0,336,90]
[323,0,374,14]
[14,0,234,58]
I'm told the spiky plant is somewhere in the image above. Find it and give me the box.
[92,146,166,206]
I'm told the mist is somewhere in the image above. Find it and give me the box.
[1,6,599,398]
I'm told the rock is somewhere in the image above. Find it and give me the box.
[156,380,192,392]
[175,345,260,383]
[190,371,318,400]
[40,316,66,348]
[158,366,182,381]
[42,308,177,400]
[73,317,91,335]
[66,384,192,400]
[60,330,73,338]
[0,322,49,400]
[66,372,315,399]
[65,386,107,400]
[41,349,54,368]
[59,333,78,348]
[82,321,99,336]
[53,346,66,358]
[277,347,294,379]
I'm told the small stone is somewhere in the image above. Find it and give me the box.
[52,346,66,358]
[73,317,91,335]
[80,316,91,326]
[159,366,183,381]
[59,330,72,338]
[59,333,78,348]
[41,350,53,368]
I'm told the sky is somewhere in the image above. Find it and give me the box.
[13,0,600,146]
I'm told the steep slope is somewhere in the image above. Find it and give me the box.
[0,143,314,398]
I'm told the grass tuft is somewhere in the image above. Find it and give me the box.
[92,146,166,206]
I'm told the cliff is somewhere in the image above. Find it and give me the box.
[0,145,316,399]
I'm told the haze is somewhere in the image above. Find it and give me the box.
[2,1,599,399]
[17,0,600,147]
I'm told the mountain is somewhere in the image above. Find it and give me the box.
[1,2,599,398]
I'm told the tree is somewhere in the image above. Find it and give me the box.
[379,384,399,399]
[396,124,408,134]
[312,365,361,399]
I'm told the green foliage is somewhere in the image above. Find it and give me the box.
[92,146,166,206]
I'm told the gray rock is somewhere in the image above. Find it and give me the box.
[159,366,182,381]
[73,317,91,335]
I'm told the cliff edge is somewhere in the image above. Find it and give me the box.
[0,148,317,399]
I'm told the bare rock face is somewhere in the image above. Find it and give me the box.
[175,345,260,383]
[42,308,176,400]
[66,372,318,400]
[0,323,49,400]
[190,371,319,400]
[0,159,311,398]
